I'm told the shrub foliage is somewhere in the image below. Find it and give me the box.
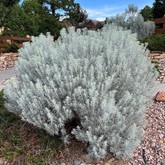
[5,43,19,53]
[106,4,155,40]
[141,34,165,51]
[4,25,157,159]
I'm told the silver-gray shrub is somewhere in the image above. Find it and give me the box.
[4,25,157,159]
[106,4,155,40]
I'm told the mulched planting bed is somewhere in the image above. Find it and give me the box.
[0,101,164,165]
[0,52,164,164]
[49,101,165,165]
[127,101,165,165]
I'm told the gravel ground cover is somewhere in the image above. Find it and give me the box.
[48,101,165,165]
[127,101,165,165]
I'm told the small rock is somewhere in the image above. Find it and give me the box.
[105,158,115,164]
[159,134,164,139]
[60,163,66,165]
[155,91,165,102]
[161,159,165,165]
[94,159,104,164]
[74,159,82,165]
[151,142,156,148]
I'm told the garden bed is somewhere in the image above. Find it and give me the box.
[0,51,164,164]
[0,98,164,164]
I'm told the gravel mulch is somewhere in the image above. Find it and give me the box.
[48,101,165,165]
[127,101,165,165]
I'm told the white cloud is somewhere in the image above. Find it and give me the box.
[94,17,106,21]
[86,5,125,21]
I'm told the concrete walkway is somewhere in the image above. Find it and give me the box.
[0,67,16,90]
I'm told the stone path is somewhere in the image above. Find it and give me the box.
[148,52,165,83]
[0,53,18,71]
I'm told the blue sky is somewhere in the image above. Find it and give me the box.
[74,0,154,20]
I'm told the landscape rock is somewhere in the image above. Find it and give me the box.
[60,163,66,165]
[155,91,165,102]
[74,159,83,165]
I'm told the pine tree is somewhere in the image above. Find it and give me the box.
[4,25,157,159]
[152,0,165,18]
[140,5,153,21]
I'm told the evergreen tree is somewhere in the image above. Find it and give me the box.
[1,0,20,7]
[1,0,64,37]
[23,0,65,37]
[4,25,157,159]
[65,3,88,25]
[140,5,153,21]
[152,0,165,18]
[41,0,79,17]
[0,0,20,28]
[2,4,40,36]
[1,0,85,37]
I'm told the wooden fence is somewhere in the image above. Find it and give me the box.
[0,36,31,52]
[151,16,165,34]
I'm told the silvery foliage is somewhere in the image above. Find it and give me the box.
[106,4,155,40]
[4,24,157,159]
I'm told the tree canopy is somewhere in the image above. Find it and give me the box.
[141,0,165,20]
[152,0,165,18]
[0,0,87,37]
[0,0,20,27]
[1,0,20,7]
[140,5,153,21]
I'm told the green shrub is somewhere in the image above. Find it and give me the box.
[0,90,7,123]
[4,25,157,159]
[140,34,165,51]
[0,90,5,108]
